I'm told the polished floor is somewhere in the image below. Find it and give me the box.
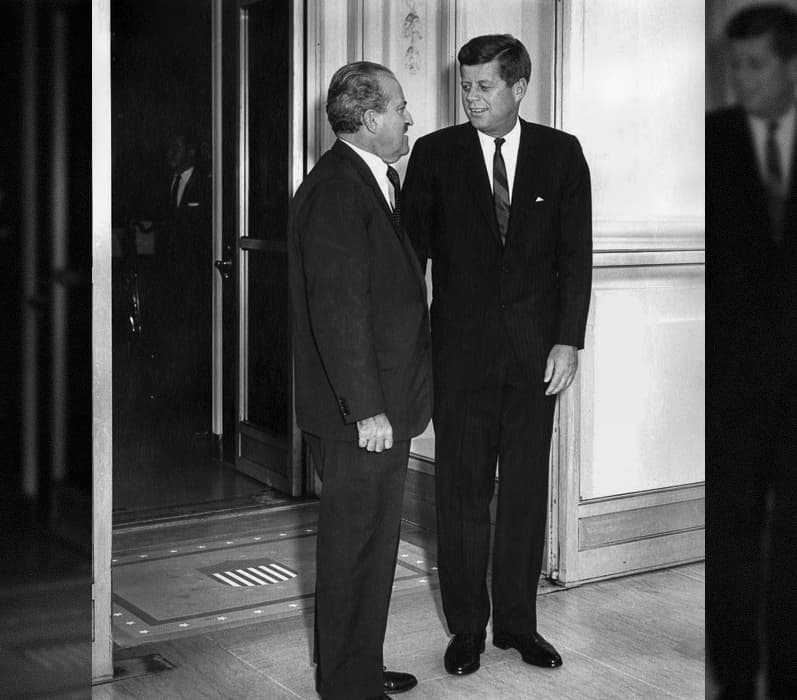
[97,506,705,699]
[109,375,309,527]
[111,503,440,646]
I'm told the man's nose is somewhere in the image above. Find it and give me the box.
[404,109,414,126]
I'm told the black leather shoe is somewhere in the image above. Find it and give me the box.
[493,630,563,668]
[383,668,417,694]
[444,631,486,675]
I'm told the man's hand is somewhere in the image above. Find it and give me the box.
[543,344,578,395]
[357,413,394,452]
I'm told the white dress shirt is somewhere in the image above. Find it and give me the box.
[747,104,795,193]
[338,138,393,208]
[476,118,521,203]
[172,166,194,208]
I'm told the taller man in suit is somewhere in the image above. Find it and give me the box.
[403,34,592,676]
[707,6,797,699]
[288,62,432,700]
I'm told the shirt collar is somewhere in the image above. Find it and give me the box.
[476,117,521,151]
[174,165,194,180]
[748,103,796,135]
[338,137,390,185]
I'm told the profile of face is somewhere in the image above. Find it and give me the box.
[370,74,413,164]
[729,33,797,120]
[460,58,527,137]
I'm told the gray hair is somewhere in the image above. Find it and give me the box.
[326,61,395,134]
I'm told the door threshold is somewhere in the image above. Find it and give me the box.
[112,495,317,532]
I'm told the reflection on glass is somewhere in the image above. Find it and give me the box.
[247,0,289,241]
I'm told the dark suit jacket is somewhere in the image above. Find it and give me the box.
[288,139,432,442]
[168,166,210,234]
[402,119,592,389]
[707,106,797,390]
[160,166,211,310]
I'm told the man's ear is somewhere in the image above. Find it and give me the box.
[513,78,528,103]
[362,109,379,134]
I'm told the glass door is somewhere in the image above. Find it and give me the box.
[230,0,302,495]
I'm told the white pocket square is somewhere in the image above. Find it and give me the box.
[187,202,200,207]
[535,196,544,202]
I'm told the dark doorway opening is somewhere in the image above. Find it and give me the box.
[110,0,296,523]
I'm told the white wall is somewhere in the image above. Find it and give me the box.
[581,265,705,498]
[559,0,705,501]
[308,0,705,509]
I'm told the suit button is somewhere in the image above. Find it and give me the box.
[502,265,509,272]
[500,303,507,310]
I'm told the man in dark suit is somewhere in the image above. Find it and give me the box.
[288,62,432,700]
[707,6,797,699]
[151,131,212,433]
[402,34,592,677]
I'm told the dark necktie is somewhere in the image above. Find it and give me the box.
[386,165,401,226]
[170,173,181,209]
[766,121,785,242]
[493,137,510,244]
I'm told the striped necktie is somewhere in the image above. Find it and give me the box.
[386,165,401,226]
[493,137,510,245]
[766,121,785,242]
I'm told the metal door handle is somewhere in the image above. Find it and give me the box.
[214,258,232,280]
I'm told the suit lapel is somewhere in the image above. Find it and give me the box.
[734,110,782,241]
[460,126,502,245]
[785,115,797,231]
[175,168,198,210]
[737,113,767,201]
[506,121,546,243]
[333,140,396,229]
[332,140,427,291]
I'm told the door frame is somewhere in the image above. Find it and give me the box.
[91,0,113,684]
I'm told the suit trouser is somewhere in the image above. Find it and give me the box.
[707,377,797,697]
[307,434,409,700]
[433,347,556,635]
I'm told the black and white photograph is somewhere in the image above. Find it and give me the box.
[1,1,707,698]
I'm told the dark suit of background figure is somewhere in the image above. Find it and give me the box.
[403,119,591,636]
[151,164,212,421]
[707,105,797,697]
[289,139,432,699]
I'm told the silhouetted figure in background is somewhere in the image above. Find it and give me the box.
[707,5,797,699]
[148,131,212,439]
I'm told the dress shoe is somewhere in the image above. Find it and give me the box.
[382,668,417,694]
[444,631,486,675]
[493,630,563,668]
